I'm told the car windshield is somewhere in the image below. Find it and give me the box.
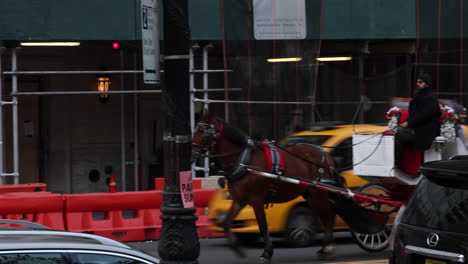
[282,135,331,146]
[402,177,468,234]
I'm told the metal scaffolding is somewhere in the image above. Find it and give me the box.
[0,43,388,187]
[0,48,160,188]
[0,45,239,189]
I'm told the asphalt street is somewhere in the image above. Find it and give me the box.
[128,233,391,264]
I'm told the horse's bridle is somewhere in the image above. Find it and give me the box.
[192,119,224,162]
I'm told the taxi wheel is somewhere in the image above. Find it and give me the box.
[285,206,320,247]
[351,183,392,252]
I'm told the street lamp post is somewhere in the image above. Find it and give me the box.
[158,0,199,263]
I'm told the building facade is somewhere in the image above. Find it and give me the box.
[0,0,465,193]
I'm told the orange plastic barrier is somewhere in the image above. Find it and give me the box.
[154,178,202,190]
[64,191,163,242]
[193,189,216,208]
[0,187,220,241]
[0,192,64,230]
[64,188,218,242]
[0,183,46,194]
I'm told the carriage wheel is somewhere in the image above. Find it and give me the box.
[351,183,394,252]
[285,206,320,247]
[351,227,391,252]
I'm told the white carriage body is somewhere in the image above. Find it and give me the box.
[352,134,468,186]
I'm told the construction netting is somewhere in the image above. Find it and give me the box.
[191,0,468,143]
[416,0,467,104]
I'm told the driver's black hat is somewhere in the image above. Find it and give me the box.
[417,73,432,86]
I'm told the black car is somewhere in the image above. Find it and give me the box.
[390,156,468,264]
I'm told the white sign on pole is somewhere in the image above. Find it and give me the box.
[253,0,307,40]
[141,0,160,84]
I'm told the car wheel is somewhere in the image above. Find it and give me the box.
[285,206,320,247]
[351,183,393,252]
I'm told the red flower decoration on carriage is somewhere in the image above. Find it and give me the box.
[385,106,401,132]
[439,105,457,142]
[384,108,401,120]
[439,108,457,123]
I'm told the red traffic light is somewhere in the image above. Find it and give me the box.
[112,41,120,50]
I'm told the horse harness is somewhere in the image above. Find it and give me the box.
[223,136,255,180]
[220,137,333,205]
[261,140,285,207]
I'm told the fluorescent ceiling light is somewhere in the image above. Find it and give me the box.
[316,56,352,62]
[267,57,303,63]
[20,42,80,47]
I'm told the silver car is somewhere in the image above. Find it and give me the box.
[0,220,159,264]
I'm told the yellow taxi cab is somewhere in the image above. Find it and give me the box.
[207,123,391,252]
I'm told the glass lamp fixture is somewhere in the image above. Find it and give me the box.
[20,42,80,47]
[97,76,111,102]
[267,57,303,63]
[316,56,352,62]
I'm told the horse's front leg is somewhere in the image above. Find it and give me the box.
[223,200,247,258]
[252,204,273,264]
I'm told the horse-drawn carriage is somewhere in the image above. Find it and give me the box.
[192,111,467,264]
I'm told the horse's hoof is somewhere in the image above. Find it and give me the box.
[316,244,336,259]
[259,257,271,264]
[230,244,247,258]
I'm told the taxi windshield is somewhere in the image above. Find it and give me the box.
[281,135,331,146]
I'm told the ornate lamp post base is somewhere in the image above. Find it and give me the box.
[158,206,199,264]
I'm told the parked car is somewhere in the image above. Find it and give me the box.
[390,156,468,264]
[0,219,160,264]
[207,123,392,252]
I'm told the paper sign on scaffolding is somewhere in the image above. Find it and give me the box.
[253,0,306,40]
[141,0,160,84]
[180,171,194,208]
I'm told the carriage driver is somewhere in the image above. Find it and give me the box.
[394,73,441,171]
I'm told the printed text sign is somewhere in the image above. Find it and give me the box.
[180,171,194,208]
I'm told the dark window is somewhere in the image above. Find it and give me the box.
[0,253,66,264]
[402,177,468,234]
[74,253,146,264]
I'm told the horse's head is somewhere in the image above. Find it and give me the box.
[192,111,224,162]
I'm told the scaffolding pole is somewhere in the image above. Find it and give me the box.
[120,49,127,192]
[0,48,4,184]
[12,49,19,184]
[201,44,211,177]
[133,52,139,191]
[193,98,388,105]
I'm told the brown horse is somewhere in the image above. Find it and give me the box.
[192,112,344,263]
